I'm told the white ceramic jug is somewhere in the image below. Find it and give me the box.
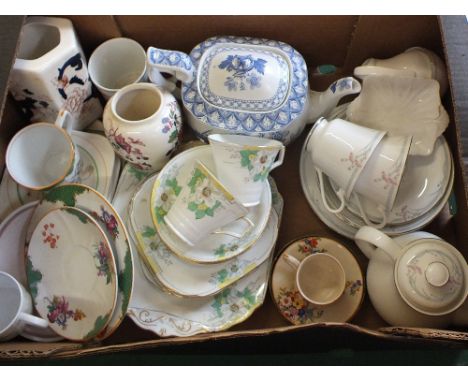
[355,226,468,328]
[10,17,102,131]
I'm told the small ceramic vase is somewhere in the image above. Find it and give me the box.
[10,17,102,131]
[103,83,182,171]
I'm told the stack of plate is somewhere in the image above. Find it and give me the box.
[22,184,134,342]
[0,127,120,222]
[300,104,454,239]
[121,145,284,337]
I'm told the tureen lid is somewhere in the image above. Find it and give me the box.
[395,239,468,316]
[182,36,308,137]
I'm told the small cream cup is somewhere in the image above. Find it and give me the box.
[284,253,346,306]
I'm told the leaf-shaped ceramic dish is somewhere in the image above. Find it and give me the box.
[346,76,449,156]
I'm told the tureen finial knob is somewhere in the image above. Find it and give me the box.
[425,261,450,287]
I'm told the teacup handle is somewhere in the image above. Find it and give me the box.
[355,195,388,229]
[316,168,345,214]
[55,109,73,133]
[354,226,401,262]
[354,65,417,79]
[283,253,301,269]
[18,312,49,329]
[269,145,286,171]
[214,216,254,239]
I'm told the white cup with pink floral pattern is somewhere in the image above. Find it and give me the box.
[164,160,251,247]
[351,134,412,228]
[306,117,385,214]
[208,134,285,207]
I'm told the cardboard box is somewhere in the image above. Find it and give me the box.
[1,15,468,360]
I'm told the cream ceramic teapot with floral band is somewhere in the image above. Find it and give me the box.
[355,226,468,328]
[147,36,361,145]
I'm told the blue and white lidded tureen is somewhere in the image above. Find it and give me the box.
[147,36,361,145]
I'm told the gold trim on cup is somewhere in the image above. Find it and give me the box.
[149,146,272,265]
[6,122,76,191]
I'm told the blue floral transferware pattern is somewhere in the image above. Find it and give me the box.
[219,54,266,91]
[181,36,308,136]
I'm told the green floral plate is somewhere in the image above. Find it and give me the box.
[130,174,279,297]
[151,145,272,264]
[127,177,283,337]
[25,184,133,341]
[27,206,117,342]
[271,236,364,325]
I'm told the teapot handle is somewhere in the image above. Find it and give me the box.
[354,226,401,262]
[147,47,195,84]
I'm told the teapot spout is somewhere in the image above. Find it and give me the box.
[307,77,361,123]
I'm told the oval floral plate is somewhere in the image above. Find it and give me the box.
[271,236,364,325]
[25,184,134,341]
[27,206,117,341]
[151,145,272,264]
[127,177,283,337]
[130,174,279,297]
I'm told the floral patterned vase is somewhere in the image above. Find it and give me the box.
[103,83,182,172]
[11,17,102,131]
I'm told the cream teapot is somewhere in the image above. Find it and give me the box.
[146,36,361,145]
[355,226,468,328]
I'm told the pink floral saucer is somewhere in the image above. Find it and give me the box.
[271,236,364,325]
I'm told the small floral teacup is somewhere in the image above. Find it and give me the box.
[306,117,385,214]
[208,134,285,207]
[6,109,81,191]
[164,160,250,246]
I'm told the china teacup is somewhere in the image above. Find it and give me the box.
[306,117,385,214]
[351,134,412,228]
[208,134,285,207]
[164,160,250,246]
[89,37,148,100]
[283,253,346,306]
[6,110,81,190]
[354,47,448,95]
[0,271,50,342]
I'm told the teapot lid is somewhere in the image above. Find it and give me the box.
[182,36,308,138]
[395,239,468,316]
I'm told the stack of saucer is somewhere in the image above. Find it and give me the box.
[125,137,285,336]
[21,184,134,342]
